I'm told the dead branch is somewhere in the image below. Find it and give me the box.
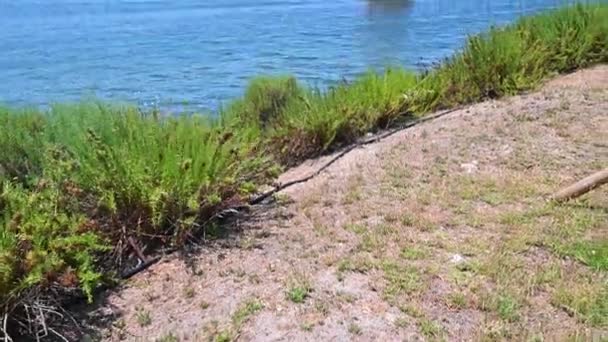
[551,169,608,203]
[120,237,161,279]
[1,314,14,342]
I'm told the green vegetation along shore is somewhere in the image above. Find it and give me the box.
[1,3,607,338]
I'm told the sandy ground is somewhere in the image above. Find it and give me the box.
[90,66,608,341]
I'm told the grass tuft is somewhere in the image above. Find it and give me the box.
[287,285,312,304]
[232,298,264,327]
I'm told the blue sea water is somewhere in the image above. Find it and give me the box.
[0,0,572,112]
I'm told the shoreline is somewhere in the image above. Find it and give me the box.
[100,65,608,340]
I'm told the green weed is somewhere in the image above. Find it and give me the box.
[287,285,311,303]
[552,283,608,327]
[497,295,520,322]
[382,261,422,302]
[418,318,444,338]
[400,246,428,260]
[566,240,608,271]
[232,298,264,327]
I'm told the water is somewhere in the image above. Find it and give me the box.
[1,0,570,112]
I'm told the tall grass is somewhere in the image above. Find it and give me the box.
[235,4,607,162]
[1,3,606,339]
[0,103,274,337]
[413,3,608,111]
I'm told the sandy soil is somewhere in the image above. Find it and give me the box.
[90,66,608,342]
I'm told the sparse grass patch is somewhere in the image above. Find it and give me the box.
[446,292,468,310]
[202,297,263,341]
[343,176,364,204]
[399,304,425,318]
[286,275,313,303]
[232,298,264,328]
[382,261,423,302]
[200,300,211,310]
[418,318,444,339]
[450,174,541,207]
[287,286,311,303]
[496,294,520,322]
[448,202,495,229]
[400,246,429,260]
[348,322,362,335]
[344,222,367,235]
[552,282,607,327]
[394,316,409,328]
[529,263,562,292]
[385,165,413,190]
[565,240,608,271]
[377,223,398,236]
[455,260,480,274]
[156,333,179,342]
[337,255,377,277]
[183,286,196,299]
[312,218,330,237]
[498,201,607,270]
[314,300,331,317]
[498,207,547,227]
[336,290,358,304]
[135,308,152,327]
[477,320,514,341]
[454,176,502,204]
[214,330,233,342]
[300,321,315,332]
[400,212,417,226]
[400,212,435,231]
[358,231,383,252]
[239,236,260,250]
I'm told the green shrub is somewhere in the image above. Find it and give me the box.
[0,181,108,304]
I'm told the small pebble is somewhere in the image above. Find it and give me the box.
[450,254,465,264]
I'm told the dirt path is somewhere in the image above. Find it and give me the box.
[94,66,608,341]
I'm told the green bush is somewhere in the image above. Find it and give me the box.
[0,181,107,302]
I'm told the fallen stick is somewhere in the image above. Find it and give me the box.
[551,169,608,203]
[120,237,161,279]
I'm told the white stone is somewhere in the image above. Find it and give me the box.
[450,254,465,264]
[460,160,479,174]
